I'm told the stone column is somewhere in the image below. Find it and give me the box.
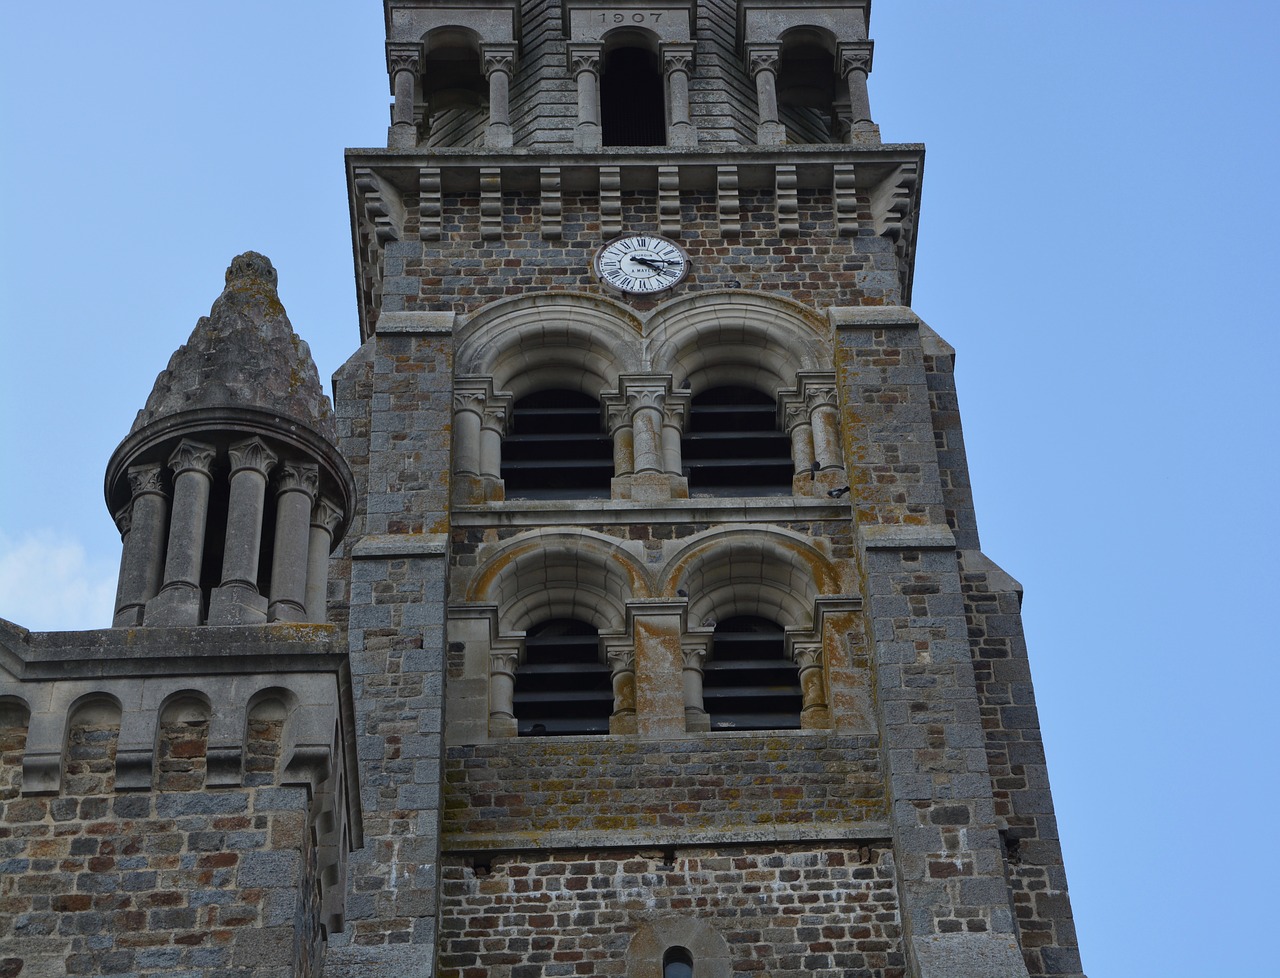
[681,644,709,732]
[662,43,697,147]
[268,461,319,623]
[208,436,278,625]
[792,642,830,728]
[144,440,216,626]
[388,47,421,149]
[604,393,635,499]
[305,496,344,624]
[488,650,520,738]
[113,463,169,626]
[482,45,516,149]
[479,395,511,501]
[748,45,786,145]
[837,41,881,144]
[802,375,844,474]
[568,44,603,151]
[607,646,637,735]
[661,391,690,498]
[452,389,485,478]
[779,391,817,494]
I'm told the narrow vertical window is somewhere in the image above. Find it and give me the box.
[663,946,694,978]
[601,42,665,146]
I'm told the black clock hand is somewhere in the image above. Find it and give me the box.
[630,256,663,270]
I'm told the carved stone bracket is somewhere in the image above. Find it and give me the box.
[834,164,861,236]
[717,165,741,236]
[600,167,623,237]
[658,166,681,235]
[541,167,562,239]
[419,167,442,241]
[776,164,799,236]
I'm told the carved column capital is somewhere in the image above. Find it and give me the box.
[805,385,839,412]
[127,462,167,499]
[792,643,823,669]
[491,650,520,677]
[481,44,516,77]
[311,495,344,536]
[662,390,690,430]
[567,42,602,77]
[227,436,278,478]
[662,42,695,75]
[682,645,707,672]
[607,647,636,673]
[453,389,488,415]
[747,44,781,77]
[167,439,216,479]
[837,41,874,78]
[387,45,421,76]
[602,393,633,434]
[277,460,320,500]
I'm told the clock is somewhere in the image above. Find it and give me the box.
[594,234,690,295]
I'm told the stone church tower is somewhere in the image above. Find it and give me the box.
[0,2,1085,977]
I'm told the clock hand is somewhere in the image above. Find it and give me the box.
[631,256,671,271]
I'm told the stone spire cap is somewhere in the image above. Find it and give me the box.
[130,252,336,441]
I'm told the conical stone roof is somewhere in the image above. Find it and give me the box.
[131,251,336,441]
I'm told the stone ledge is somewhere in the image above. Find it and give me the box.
[912,934,1033,978]
[352,533,449,558]
[453,496,851,526]
[829,304,923,329]
[375,311,456,334]
[442,823,894,853]
[860,523,956,550]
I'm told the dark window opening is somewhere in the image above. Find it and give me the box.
[663,946,694,978]
[514,619,612,736]
[502,390,612,499]
[704,616,801,730]
[777,39,838,142]
[601,46,665,146]
[683,386,792,496]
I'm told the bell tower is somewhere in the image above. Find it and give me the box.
[329,1,1086,977]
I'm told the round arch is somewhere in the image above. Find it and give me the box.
[647,291,831,395]
[660,526,841,628]
[456,293,644,399]
[464,528,654,633]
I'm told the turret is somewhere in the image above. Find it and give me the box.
[104,252,355,628]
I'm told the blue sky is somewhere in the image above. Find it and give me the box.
[3,3,1278,975]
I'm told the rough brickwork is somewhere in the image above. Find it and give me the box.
[438,845,905,978]
[962,562,1084,977]
[0,705,325,978]
[380,191,898,320]
[443,734,886,846]
[323,328,453,977]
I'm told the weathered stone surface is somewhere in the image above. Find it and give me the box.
[131,251,336,441]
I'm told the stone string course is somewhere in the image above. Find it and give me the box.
[438,845,905,978]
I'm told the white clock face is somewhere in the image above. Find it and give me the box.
[594,234,690,295]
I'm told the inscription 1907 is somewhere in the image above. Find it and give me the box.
[598,11,664,24]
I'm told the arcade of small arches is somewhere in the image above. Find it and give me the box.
[386,12,876,151]
[448,525,859,739]
[450,292,848,505]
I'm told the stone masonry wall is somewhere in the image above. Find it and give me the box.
[0,706,323,978]
[443,734,886,848]
[963,562,1083,977]
[438,845,905,978]
[379,190,899,321]
[324,328,453,978]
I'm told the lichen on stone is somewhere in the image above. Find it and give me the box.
[131,252,336,440]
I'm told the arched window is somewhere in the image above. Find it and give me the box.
[703,616,801,730]
[514,619,612,735]
[501,390,613,499]
[683,387,792,496]
[422,30,487,147]
[601,39,665,146]
[776,29,838,143]
[663,946,694,978]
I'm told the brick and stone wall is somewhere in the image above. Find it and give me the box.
[438,844,905,978]
[443,734,887,847]
[0,702,324,978]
